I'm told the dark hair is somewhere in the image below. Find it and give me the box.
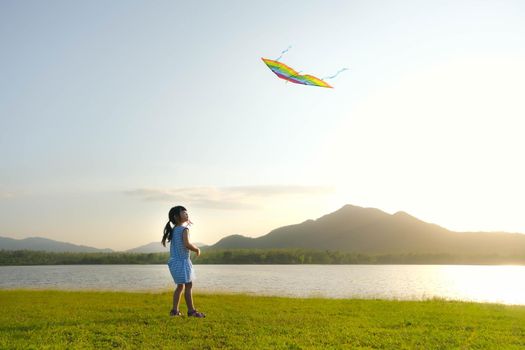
[162,206,187,247]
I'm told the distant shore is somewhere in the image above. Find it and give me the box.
[1,249,525,266]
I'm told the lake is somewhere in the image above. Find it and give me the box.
[1,264,524,305]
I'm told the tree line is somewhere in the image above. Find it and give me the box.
[195,249,525,265]
[1,249,525,265]
[0,250,169,265]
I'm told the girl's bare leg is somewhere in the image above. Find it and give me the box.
[184,282,195,311]
[173,284,184,311]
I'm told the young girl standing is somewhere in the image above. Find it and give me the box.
[162,206,205,318]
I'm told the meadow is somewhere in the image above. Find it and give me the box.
[1,290,524,349]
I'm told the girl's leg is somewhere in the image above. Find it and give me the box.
[173,284,184,311]
[184,282,195,311]
[184,282,205,317]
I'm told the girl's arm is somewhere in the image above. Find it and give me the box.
[183,228,201,256]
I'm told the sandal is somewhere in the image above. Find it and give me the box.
[187,309,206,318]
[169,309,182,316]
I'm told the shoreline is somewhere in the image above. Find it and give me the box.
[2,289,525,307]
[3,249,525,266]
[3,262,525,266]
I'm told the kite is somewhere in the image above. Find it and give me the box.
[261,46,348,89]
[262,58,333,88]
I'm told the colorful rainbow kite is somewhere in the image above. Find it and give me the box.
[261,58,333,88]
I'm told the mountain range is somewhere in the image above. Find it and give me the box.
[210,205,525,255]
[126,241,208,253]
[0,236,113,253]
[0,236,207,253]
[2,204,525,255]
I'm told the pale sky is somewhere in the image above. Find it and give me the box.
[1,0,524,251]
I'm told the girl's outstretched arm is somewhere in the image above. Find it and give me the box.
[183,228,201,256]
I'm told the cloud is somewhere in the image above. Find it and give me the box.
[224,185,334,197]
[0,190,26,199]
[124,185,334,210]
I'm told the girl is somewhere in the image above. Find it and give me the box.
[162,205,205,318]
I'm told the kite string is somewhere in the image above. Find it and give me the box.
[323,67,349,80]
[275,45,292,61]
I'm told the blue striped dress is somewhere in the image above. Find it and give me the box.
[167,225,195,284]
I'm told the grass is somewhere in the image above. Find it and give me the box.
[1,290,524,349]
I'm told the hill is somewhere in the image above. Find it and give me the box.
[0,236,113,253]
[126,242,169,253]
[126,241,208,253]
[211,205,525,255]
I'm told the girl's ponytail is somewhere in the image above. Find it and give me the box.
[161,205,187,247]
[161,221,172,247]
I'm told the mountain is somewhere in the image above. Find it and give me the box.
[0,236,113,253]
[126,241,208,253]
[210,205,525,255]
[126,242,169,253]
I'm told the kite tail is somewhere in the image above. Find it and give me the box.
[323,68,349,80]
[275,45,292,61]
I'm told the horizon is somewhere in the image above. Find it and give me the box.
[1,0,524,251]
[3,203,525,251]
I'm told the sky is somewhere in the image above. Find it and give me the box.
[1,0,524,251]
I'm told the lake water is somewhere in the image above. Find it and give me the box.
[1,264,525,305]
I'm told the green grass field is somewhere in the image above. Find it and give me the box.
[1,290,524,349]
